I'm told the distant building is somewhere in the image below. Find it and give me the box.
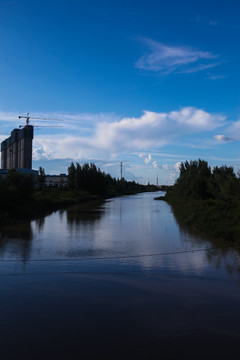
[44,174,68,187]
[1,125,34,170]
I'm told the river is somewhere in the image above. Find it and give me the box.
[0,192,239,359]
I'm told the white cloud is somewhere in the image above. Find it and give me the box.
[135,38,219,75]
[213,119,240,143]
[153,160,182,174]
[139,153,152,164]
[208,74,228,80]
[162,162,181,172]
[174,162,181,171]
[144,154,152,164]
[214,134,236,142]
[0,108,226,164]
[161,162,182,184]
[153,160,160,168]
[30,107,225,161]
[0,111,21,122]
[0,110,120,132]
[181,63,219,74]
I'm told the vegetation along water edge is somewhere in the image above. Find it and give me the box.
[155,159,240,243]
[0,162,158,224]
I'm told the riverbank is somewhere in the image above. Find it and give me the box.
[155,159,240,243]
[157,194,240,242]
[0,186,158,224]
[0,166,159,224]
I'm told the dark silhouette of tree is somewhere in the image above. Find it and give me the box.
[67,162,76,190]
[175,159,211,200]
[66,162,154,195]
[210,165,238,201]
[167,159,240,201]
[164,159,240,242]
[37,166,46,189]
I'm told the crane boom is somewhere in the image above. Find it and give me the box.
[21,117,63,121]
[19,124,63,128]
[18,113,63,125]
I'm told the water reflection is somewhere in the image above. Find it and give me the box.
[0,222,33,261]
[35,216,45,233]
[0,193,240,279]
[169,201,240,277]
[1,193,240,360]
[66,200,105,228]
[206,248,240,278]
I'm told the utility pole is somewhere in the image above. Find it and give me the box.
[120,162,123,180]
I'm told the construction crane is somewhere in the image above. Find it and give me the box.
[17,113,64,170]
[18,112,64,126]
[1,114,64,170]
[19,124,63,129]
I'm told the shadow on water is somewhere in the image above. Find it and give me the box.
[169,201,240,277]
[0,200,107,262]
[34,216,46,233]
[58,200,108,258]
[0,221,33,261]
[66,200,106,228]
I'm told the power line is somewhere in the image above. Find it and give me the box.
[0,246,236,263]
[0,270,238,282]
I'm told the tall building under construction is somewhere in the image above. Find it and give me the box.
[1,125,34,170]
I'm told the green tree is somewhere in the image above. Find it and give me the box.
[37,166,46,189]
[67,162,76,190]
[210,165,237,201]
[174,159,211,200]
[75,163,82,190]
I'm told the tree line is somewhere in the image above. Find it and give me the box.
[163,159,240,241]
[67,162,154,195]
[0,163,157,223]
[167,159,240,202]
[0,162,156,198]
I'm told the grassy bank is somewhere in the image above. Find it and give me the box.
[1,186,158,224]
[160,194,240,242]
[155,159,240,243]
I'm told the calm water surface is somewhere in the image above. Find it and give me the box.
[0,192,240,359]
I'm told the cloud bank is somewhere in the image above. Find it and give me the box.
[31,107,225,161]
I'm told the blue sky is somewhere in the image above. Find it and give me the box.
[0,0,240,184]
